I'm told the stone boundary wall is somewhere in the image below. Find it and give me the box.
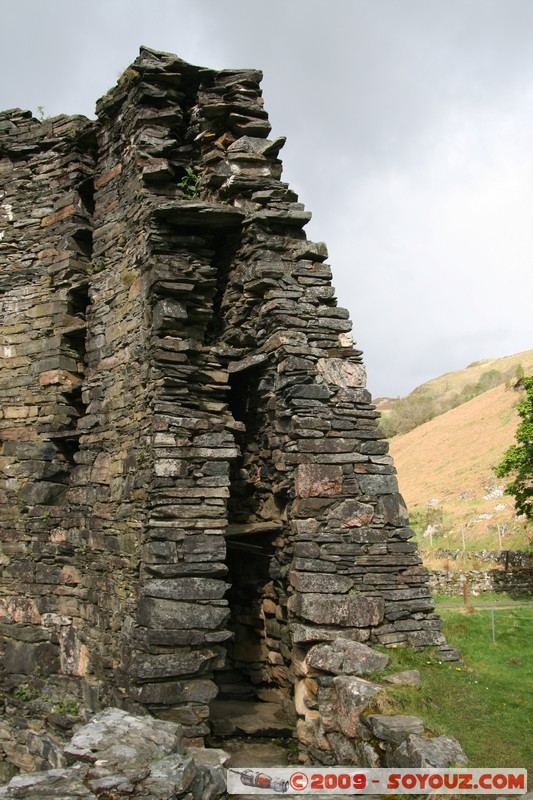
[424,548,533,568]
[423,549,533,596]
[429,567,533,597]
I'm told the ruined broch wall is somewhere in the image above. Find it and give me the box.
[0,47,455,759]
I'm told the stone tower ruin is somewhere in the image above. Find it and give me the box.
[0,46,456,760]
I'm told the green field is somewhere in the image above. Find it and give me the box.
[373,598,532,783]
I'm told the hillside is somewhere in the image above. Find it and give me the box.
[389,381,532,551]
[408,349,533,399]
[377,349,533,438]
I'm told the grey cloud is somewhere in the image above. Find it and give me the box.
[1,0,532,396]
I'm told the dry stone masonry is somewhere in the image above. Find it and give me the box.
[0,46,460,767]
[428,549,533,596]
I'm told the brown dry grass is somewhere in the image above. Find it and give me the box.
[417,348,533,398]
[421,555,501,571]
[389,382,532,550]
[376,349,533,414]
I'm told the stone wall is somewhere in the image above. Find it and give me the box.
[429,567,533,597]
[0,47,455,760]
[0,109,98,689]
[425,550,533,597]
[425,548,533,568]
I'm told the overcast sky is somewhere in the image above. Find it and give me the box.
[2,0,532,397]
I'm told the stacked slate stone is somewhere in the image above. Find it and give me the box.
[108,47,457,753]
[0,109,96,683]
[0,46,459,765]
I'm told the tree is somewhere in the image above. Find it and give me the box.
[495,376,533,520]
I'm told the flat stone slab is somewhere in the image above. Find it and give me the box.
[290,622,370,644]
[222,739,290,768]
[316,358,367,388]
[223,743,292,800]
[306,638,389,675]
[210,701,293,737]
[288,593,384,627]
[363,714,425,743]
[154,200,245,229]
[290,572,355,594]
[383,670,421,687]
[435,644,463,663]
[294,464,344,498]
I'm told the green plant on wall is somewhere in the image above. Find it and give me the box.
[54,700,79,716]
[14,686,37,701]
[177,167,200,199]
[87,259,106,276]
